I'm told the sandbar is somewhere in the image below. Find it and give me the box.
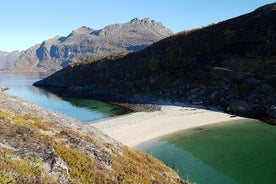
[92,105,245,147]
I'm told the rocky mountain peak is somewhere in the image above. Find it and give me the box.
[72,26,94,35]
[130,17,154,24]
[129,17,170,31]
[9,18,172,72]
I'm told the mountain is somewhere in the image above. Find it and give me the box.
[34,3,276,124]
[10,18,172,72]
[0,89,184,183]
[0,50,20,69]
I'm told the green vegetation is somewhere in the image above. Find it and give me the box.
[53,143,100,184]
[71,51,131,67]
[0,146,57,184]
[0,109,184,183]
[111,146,182,183]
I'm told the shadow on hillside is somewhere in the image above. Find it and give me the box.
[34,85,275,125]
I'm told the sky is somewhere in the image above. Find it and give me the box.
[1,0,275,52]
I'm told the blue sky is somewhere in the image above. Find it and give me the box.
[1,0,275,51]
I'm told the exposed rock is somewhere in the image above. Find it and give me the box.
[9,18,172,72]
[0,86,8,92]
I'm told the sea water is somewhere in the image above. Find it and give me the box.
[137,119,276,184]
[0,72,130,122]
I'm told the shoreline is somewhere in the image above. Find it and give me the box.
[92,105,246,147]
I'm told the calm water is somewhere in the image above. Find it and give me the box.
[137,119,276,184]
[0,72,130,122]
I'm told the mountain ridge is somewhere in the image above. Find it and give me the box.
[34,3,276,124]
[9,18,172,72]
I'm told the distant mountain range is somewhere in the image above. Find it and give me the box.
[35,3,276,124]
[0,50,20,69]
[7,18,172,72]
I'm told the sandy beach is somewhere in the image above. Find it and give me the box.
[92,105,246,147]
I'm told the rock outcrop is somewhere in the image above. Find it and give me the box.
[0,86,8,92]
[10,18,172,72]
[34,3,276,124]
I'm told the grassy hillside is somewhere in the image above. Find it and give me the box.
[0,109,184,183]
[34,3,276,124]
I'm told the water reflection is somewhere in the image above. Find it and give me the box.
[30,85,65,102]
[0,72,130,122]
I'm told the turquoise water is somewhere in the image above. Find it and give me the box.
[137,120,276,184]
[0,72,130,122]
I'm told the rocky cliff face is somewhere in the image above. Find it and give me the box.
[0,50,20,69]
[0,89,184,183]
[10,18,172,72]
[34,3,276,124]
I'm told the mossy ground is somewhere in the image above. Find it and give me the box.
[0,109,184,183]
[0,146,57,183]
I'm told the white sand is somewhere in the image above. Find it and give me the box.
[92,106,245,147]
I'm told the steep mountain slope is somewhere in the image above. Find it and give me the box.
[34,3,276,124]
[10,18,172,72]
[0,89,184,183]
[0,50,20,69]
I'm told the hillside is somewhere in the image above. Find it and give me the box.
[34,3,276,124]
[10,18,172,72]
[0,88,184,183]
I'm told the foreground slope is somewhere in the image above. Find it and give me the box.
[10,18,172,72]
[34,3,276,124]
[0,89,184,183]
